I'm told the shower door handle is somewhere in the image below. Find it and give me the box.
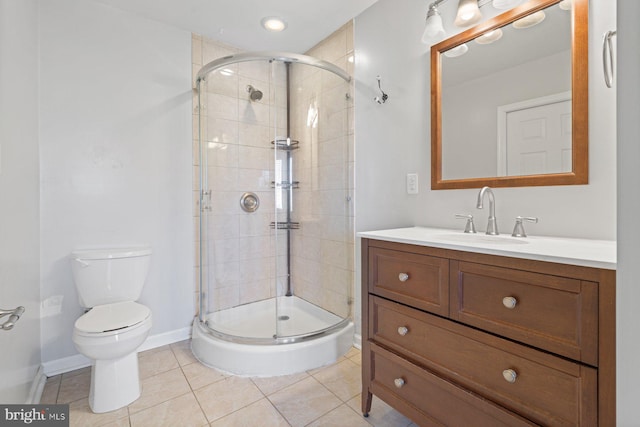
[0,306,25,331]
[603,30,617,88]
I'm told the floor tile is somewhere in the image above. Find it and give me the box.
[194,375,264,423]
[181,360,227,390]
[47,340,415,427]
[345,347,361,359]
[138,348,179,379]
[98,418,130,427]
[171,340,199,366]
[128,368,191,414]
[346,394,413,427]
[306,404,371,427]
[209,398,290,427]
[57,369,91,404]
[68,398,129,427]
[62,366,91,379]
[311,358,361,402]
[250,371,309,396]
[41,376,61,404]
[129,392,208,427]
[268,376,341,427]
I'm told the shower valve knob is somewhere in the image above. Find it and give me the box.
[398,273,409,282]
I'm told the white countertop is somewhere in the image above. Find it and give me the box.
[358,227,616,270]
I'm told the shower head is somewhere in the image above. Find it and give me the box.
[246,85,263,101]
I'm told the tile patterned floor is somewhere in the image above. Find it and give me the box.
[40,341,418,427]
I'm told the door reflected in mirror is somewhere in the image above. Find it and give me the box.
[431,0,588,189]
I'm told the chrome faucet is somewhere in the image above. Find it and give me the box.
[476,186,499,235]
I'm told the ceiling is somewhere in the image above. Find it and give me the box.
[93,0,379,53]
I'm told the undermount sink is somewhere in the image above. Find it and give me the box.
[435,233,529,245]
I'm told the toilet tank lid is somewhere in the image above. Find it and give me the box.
[71,247,152,260]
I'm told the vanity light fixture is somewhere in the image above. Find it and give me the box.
[422,0,446,43]
[512,10,546,29]
[443,43,469,57]
[474,28,503,44]
[261,16,287,32]
[454,0,482,27]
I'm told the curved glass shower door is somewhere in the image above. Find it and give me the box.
[197,53,352,344]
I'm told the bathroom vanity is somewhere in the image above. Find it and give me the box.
[359,227,616,426]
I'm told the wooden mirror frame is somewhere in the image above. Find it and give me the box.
[431,0,588,190]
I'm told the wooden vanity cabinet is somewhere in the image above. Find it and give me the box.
[361,238,616,426]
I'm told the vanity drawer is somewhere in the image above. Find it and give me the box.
[370,344,536,427]
[450,261,599,365]
[369,296,597,426]
[368,247,449,316]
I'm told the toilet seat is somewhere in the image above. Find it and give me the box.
[75,301,151,335]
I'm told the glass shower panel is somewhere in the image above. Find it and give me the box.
[200,62,280,339]
[275,61,352,339]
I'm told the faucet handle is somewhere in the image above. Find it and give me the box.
[455,214,477,234]
[512,216,538,237]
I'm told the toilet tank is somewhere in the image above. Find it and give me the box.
[70,247,152,308]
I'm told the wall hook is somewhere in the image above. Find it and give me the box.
[374,75,388,104]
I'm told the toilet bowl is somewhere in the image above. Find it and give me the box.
[72,302,152,413]
[70,248,152,413]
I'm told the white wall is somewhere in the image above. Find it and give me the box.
[352,0,616,371]
[354,0,616,240]
[39,0,193,364]
[616,0,640,424]
[0,0,42,403]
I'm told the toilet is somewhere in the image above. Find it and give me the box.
[70,247,153,413]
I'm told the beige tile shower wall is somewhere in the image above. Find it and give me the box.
[289,22,356,319]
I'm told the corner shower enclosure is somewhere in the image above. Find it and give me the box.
[191,52,354,376]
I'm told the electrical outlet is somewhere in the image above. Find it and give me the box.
[407,173,418,194]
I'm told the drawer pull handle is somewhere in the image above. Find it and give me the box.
[502,369,518,384]
[502,296,518,309]
[398,273,409,282]
[397,326,409,336]
[394,378,405,388]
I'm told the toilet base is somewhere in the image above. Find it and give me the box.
[89,352,141,413]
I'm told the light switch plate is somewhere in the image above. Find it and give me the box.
[407,173,418,194]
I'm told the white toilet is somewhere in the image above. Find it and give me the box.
[70,247,153,413]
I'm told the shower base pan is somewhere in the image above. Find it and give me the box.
[191,296,354,377]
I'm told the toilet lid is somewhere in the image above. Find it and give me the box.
[75,301,151,333]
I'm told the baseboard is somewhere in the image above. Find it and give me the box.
[353,333,362,349]
[42,326,192,377]
[138,326,191,352]
[42,354,92,377]
[26,365,47,404]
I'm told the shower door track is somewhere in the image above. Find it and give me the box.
[200,317,352,346]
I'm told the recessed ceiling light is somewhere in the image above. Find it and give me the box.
[261,17,287,32]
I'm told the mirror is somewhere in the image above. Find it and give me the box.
[431,0,588,189]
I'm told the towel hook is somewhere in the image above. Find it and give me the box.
[374,75,388,104]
